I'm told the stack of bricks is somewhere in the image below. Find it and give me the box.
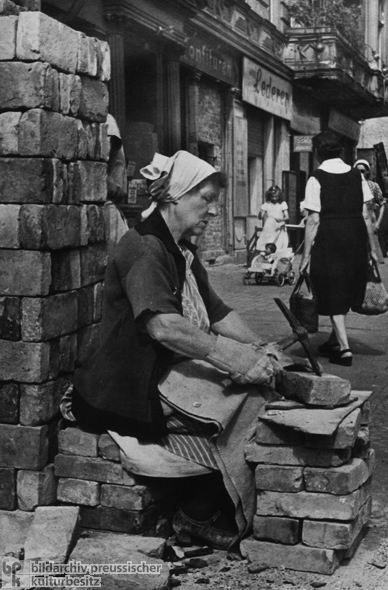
[54,425,175,537]
[243,371,374,575]
[0,3,110,516]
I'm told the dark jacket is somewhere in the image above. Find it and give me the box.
[73,209,231,439]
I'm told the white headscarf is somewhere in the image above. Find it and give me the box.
[140,151,217,219]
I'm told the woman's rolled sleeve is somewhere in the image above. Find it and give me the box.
[125,255,181,320]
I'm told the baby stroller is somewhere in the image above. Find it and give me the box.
[243,246,296,286]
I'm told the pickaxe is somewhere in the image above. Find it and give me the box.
[274,297,322,376]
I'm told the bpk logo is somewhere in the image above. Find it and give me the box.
[1,559,29,589]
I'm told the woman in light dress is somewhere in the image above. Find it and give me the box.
[256,185,289,252]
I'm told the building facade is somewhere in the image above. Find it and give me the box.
[40,0,388,260]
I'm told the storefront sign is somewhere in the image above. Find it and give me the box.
[242,57,292,121]
[181,37,239,86]
[293,136,313,152]
[328,109,360,142]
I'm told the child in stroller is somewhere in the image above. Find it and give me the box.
[243,242,296,286]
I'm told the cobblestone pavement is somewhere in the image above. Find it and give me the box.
[172,259,388,590]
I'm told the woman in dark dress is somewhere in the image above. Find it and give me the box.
[299,131,377,366]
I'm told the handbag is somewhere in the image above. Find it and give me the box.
[289,270,319,333]
[354,259,388,315]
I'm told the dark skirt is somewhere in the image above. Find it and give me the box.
[310,216,368,316]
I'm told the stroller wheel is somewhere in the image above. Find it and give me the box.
[255,273,264,284]
[288,272,296,285]
[276,273,285,286]
[243,275,250,285]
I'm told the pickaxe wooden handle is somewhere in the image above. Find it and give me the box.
[274,298,322,376]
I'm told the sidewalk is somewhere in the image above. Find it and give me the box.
[204,259,388,589]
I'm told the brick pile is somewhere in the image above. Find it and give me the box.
[54,426,175,537]
[0,3,110,514]
[242,371,374,575]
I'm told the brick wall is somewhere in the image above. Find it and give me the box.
[0,3,110,512]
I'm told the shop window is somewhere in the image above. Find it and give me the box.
[198,142,217,166]
[248,156,263,217]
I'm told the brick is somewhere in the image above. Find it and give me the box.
[80,505,157,534]
[77,120,89,160]
[101,484,152,511]
[21,292,77,342]
[87,204,106,242]
[70,160,108,202]
[59,72,81,116]
[352,426,370,459]
[78,284,97,327]
[256,419,304,445]
[80,204,89,244]
[0,340,51,382]
[55,454,136,485]
[70,528,166,562]
[98,121,110,162]
[256,479,372,521]
[0,250,51,297]
[305,409,361,449]
[83,122,99,159]
[93,282,104,321]
[0,204,20,247]
[78,76,109,122]
[96,39,111,82]
[80,243,108,286]
[19,109,79,160]
[360,401,370,425]
[0,424,48,469]
[0,510,34,556]
[17,11,80,73]
[20,377,71,426]
[255,464,304,492]
[0,296,20,340]
[77,323,101,365]
[0,158,65,204]
[77,281,103,325]
[0,467,16,510]
[241,538,340,575]
[24,506,80,563]
[98,434,121,462]
[17,464,57,511]
[0,16,17,59]
[253,515,301,544]
[302,496,372,550]
[56,333,77,374]
[0,111,22,155]
[0,62,55,110]
[0,382,19,424]
[276,371,351,407]
[304,450,375,495]
[58,426,99,457]
[77,33,98,77]
[57,478,100,506]
[245,442,351,467]
[50,249,81,292]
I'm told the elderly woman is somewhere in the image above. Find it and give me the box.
[300,132,377,366]
[71,151,291,551]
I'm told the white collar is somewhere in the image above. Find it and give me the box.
[318,158,351,173]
